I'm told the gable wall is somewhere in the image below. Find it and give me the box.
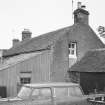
[68,24,105,61]
[51,24,105,82]
[51,34,71,82]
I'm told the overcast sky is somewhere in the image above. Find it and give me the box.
[0,0,105,49]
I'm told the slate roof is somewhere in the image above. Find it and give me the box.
[3,23,105,57]
[3,26,71,57]
[70,49,105,72]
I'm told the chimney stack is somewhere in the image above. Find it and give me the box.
[12,39,20,47]
[22,29,32,41]
[74,2,89,25]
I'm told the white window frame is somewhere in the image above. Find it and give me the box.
[68,42,77,58]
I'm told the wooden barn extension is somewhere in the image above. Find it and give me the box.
[0,50,52,97]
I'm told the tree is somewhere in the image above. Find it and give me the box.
[97,26,105,38]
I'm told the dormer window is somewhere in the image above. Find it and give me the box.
[69,42,77,58]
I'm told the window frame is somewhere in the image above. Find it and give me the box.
[20,77,31,84]
[53,86,69,98]
[68,86,83,96]
[31,87,52,100]
[20,71,32,85]
[68,42,77,58]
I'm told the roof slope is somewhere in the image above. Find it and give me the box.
[70,49,105,72]
[0,51,43,71]
[67,23,105,53]
[3,23,105,57]
[3,26,72,57]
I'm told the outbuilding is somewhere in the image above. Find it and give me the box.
[69,49,105,94]
[0,49,52,97]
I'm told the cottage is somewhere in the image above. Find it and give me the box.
[0,2,104,97]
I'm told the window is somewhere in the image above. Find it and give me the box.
[20,77,31,84]
[18,86,32,99]
[54,88,68,97]
[32,88,51,99]
[68,42,77,58]
[40,88,51,98]
[20,71,31,84]
[68,86,83,96]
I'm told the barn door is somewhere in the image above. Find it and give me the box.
[0,86,6,98]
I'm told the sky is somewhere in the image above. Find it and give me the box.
[0,0,105,49]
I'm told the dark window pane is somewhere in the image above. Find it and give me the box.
[69,43,71,48]
[20,78,31,84]
[71,44,75,48]
[71,50,74,55]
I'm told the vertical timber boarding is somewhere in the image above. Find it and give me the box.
[0,50,52,97]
